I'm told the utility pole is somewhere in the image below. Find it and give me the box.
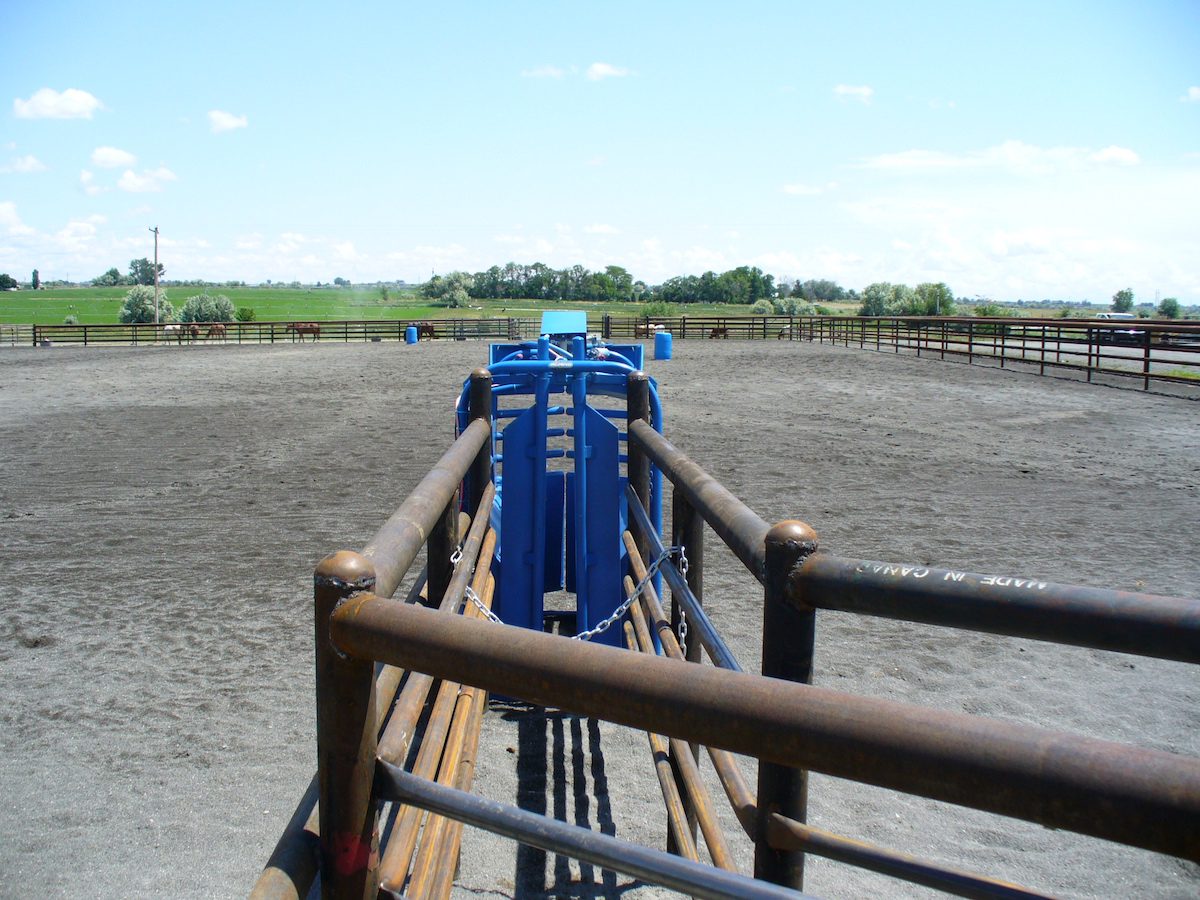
[149,226,160,323]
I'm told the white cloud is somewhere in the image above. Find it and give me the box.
[0,201,24,229]
[208,110,248,133]
[79,170,107,196]
[1181,86,1200,103]
[863,140,1140,175]
[521,65,565,79]
[91,146,137,168]
[235,233,263,250]
[833,84,874,103]
[14,87,103,119]
[1089,145,1139,166]
[333,241,361,260]
[586,62,630,81]
[584,223,620,234]
[117,166,177,193]
[1,154,47,174]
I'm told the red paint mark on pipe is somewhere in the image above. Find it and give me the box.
[332,831,375,876]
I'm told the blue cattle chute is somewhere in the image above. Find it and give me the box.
[457,322,662,646]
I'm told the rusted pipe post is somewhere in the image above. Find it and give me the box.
[428,495,459,608]
[314,551,380,900]
[755,520,819,890]
[466,368,494,518]
[669,489,704,850]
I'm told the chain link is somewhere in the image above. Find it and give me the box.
[464,585,502,623]
[460,545,687,643]
[570,545,683,641]
[449,546,463,567]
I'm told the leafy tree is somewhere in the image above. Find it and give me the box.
[1157,297,1181,319]
[379,285,390,302]
[793,279,847,302]
[972,299,1005,317]
[750,298,774,314]
[773,296,816,315]
[235,307,256,322]
[422,271,473,308]
[129,257,164,286]
[0,273,17,290]
[119,285,173,323]
[179,293,235,323]
[93,267,125,286]
[333,276,350,287]
[63,314,78,325]
[31,269,40,290]
[642,300,675,318]
[858,282,915,315]
[914,282,956,316]
[1111,288,1134,312]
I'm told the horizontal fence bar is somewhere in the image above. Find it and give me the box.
[373,762,812,900]
[794,554,1200,663]
[765,814,1046,900]
[628,419,771,581]
[625,485,742,671]
[360,418,489,599]
[330,597,1200,861]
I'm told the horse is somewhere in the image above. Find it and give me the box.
[205,323,227,341]
[634,323,663,338]
[165,323,199,343]
[163,324,181,343]
[286,322,320,342]
[417,323,436,340]
[708,326,729,339]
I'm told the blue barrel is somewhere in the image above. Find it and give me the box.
[405,325,418,345]
[654,330,673,360]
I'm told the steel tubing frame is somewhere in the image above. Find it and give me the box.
[372,762,814,900]
[328,598,1200,862]
[621,528,1042,900]
[793,553,1200,664]
[625,487,742,672]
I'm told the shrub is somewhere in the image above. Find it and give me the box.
[119,285,173,323]
[180,293,235,323]
[972,301,1005,317]
[750,299,773,315]
[235,307,256,322]
[772,296,816,315]
[641,300,675,318]
[63,314,78,325]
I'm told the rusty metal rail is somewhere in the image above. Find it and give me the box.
[328,597,1200,861]
[261,367,1199,900]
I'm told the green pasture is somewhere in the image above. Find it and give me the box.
[0,285,796,325]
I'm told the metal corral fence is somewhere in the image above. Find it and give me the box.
[26,317,521,347]
[0,323,34,346]
[253,371,1200,900]
[599,314,1200,393]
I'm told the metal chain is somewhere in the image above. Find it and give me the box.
[459,545,686,643]
[449,546,463,567]
[464,585,502,623]
[571,545,683,642]
[676,545,689,656]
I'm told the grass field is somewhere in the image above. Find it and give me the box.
[0,285,845,325]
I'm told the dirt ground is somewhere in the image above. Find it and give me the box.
[0,339,1196,899]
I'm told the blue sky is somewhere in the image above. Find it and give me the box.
[2,1,1198,302]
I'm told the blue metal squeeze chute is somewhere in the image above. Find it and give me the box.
[455,311,663,646]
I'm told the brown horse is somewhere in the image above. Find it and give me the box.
[286,322,320,342]
[708,326,729,339]
[416,323,436,340]
[206,323,227,341]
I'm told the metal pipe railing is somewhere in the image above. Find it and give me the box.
[372,762,812,900]
[793,553,1200,663]
[329,597,1200,862]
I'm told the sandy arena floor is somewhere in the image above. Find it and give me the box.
[0,339,1196,898]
